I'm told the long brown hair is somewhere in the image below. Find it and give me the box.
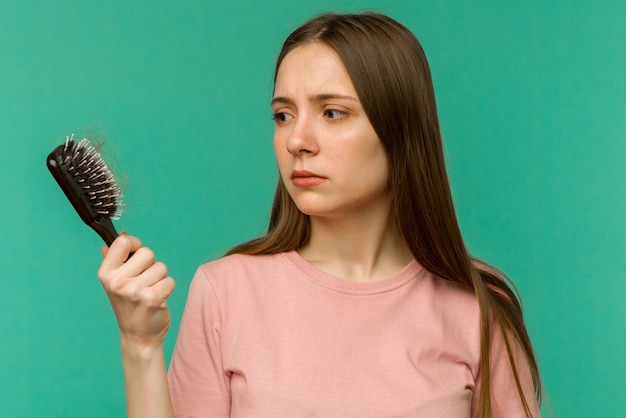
[227,12,541,417]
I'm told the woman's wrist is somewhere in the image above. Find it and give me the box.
[120,334,165,362]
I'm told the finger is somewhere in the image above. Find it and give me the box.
[132,276,176,309]
[134,261,169,288]
[117,246,157,278]
[151,276,176,307]
[100,235,143,271]
[100,231,126,258]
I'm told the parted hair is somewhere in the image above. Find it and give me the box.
[227,12,541,417]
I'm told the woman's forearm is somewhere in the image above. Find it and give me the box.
[121,339,174,418]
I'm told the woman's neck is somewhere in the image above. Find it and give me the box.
[297,210,413,282]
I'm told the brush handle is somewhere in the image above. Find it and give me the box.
[91,218,119,247]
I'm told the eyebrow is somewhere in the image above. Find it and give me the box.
[271,93,359,106]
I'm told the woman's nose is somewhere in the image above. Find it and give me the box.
[285,116,319,156]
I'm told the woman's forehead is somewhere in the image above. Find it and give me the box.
[274,43,356,99]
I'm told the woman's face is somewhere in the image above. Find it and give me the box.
[272,42,390,220]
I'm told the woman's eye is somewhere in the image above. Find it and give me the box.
[272,112,293,124]
[324,109,347,120]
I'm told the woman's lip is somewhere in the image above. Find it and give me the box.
[292,176,326,187]
[291,169,324,179]
[291,170,326,187]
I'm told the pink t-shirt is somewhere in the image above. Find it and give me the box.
[167,251,539,418]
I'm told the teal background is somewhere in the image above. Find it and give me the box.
[1,0,624,416]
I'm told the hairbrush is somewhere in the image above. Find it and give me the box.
[46,136,124,246]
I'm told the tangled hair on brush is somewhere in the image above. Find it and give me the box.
[227,11,541,417]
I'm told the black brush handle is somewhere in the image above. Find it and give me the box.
[89,218,119,247]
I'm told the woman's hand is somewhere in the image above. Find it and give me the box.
[98,234,176,350]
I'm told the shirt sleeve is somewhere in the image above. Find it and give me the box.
[471,324,541,418]
[167,267,231,418]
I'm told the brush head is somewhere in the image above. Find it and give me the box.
[47,136,124,246]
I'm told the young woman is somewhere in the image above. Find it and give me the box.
[98,12,542,418]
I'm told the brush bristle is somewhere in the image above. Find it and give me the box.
[61,135,124,220]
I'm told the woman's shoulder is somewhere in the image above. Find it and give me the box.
[425,274,482,342]
[429,274,480,311]
[192,252,290,292]
[198,252,286,274]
